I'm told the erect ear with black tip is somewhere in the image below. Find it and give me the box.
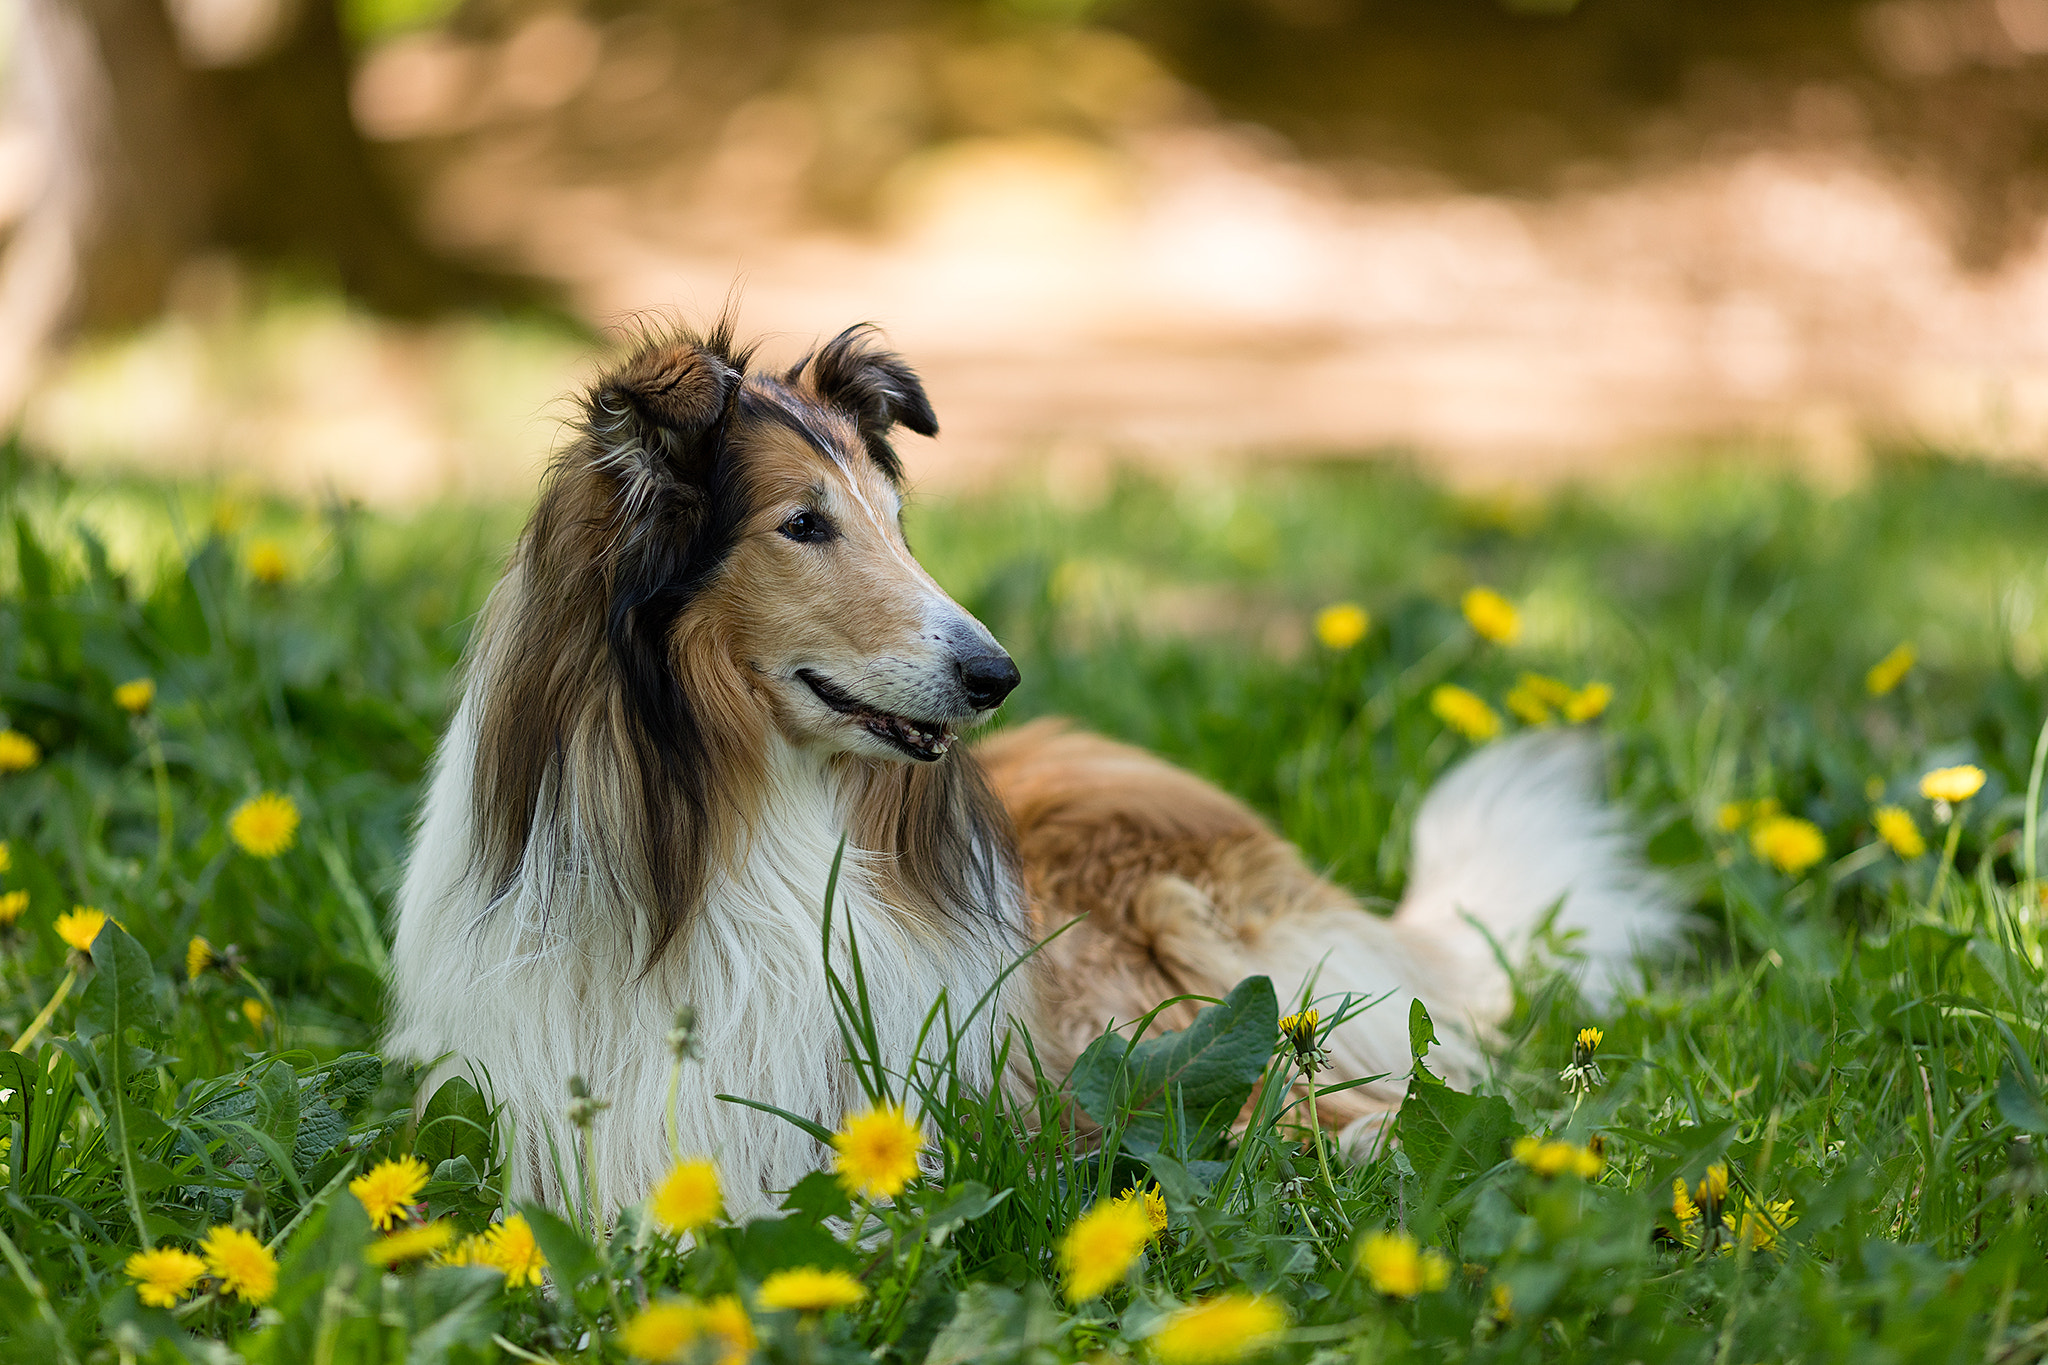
[586,334,745,480]
[798,324,938,480]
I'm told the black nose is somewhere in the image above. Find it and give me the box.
[957,649,1021,710]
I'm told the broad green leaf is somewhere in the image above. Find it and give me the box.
[1070,975,1278,1157]
[1997,1062,2048,1135]
[923,1181,1009,1241]
[781,1169,853,1223]
[731,1214,859,1277]
[77,924,163,1042]
[397,1265,504,1363]
[415,1076,492,1174]
[924,1282,1062,1365]
[249,1193,373,1364]
[1394,1069,1517,1192]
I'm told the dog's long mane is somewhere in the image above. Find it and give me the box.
[463,319,1019,966]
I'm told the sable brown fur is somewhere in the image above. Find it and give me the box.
[978,720,1409,1131]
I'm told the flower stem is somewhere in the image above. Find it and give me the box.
[10,967,77,1052]
[665,1054,683,1163]
[1302,1065,1340,1201]
[1928,807,1967,919]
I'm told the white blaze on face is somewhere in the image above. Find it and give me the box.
[701,407,1011,761]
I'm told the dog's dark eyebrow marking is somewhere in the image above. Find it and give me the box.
[740,387,847,469]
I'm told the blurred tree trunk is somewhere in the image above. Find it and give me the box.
[0,0,534,420]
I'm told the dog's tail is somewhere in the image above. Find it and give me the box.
[1390,728,1682,1013]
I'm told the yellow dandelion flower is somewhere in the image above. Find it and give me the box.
[831,1103,924,1200]
[229,792,299,858]
[757,1266,866,1313]
[1461,587,1520,644]
[247,541,290,585]
[1277,1007,1323,1070]
[1504,684,1553,725]
[1727,1198,1798,1253]
[0,840,11,873]
[1113,1183,1170,1239]
[201,1225,278,1304]
[187,935,216,981]
[242,998,270,1030]
[1149,1292,1287,1365]
[1564,682,1612,723]
[480,1214,546,1287]
[1866,642,1916,696]
[1430,685,1502,742]
[1488,1281,1515,1324]
[56,907,107,953]
[1510,1136,1601,1179]
[0,730,41,773]
[114,678,156,714]
[1517,673,1576,708]
[438,1232,489,1268]
[1672,1177,1699,1224]
[1356,1230,1450,1297]
[1511,1135,1558,1174]
[125,1245,207,1308]
[621,1299,699,1362]
[351,1156,429,1229]
[1751,815,1826,876]
[1314,603,1370,651]
[1699,1163,1729,1203]
[0,890,27,929]
[1919,765,1986,803]
[699,1295,756,1365]
[365,1221,456,1266]
[1873,806,1926,860]
[1059,1197,1153,1301]
[1576,1026,1603,1052]
[650,1157,723,1234]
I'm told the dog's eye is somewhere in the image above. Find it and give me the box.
[779,511,833,543]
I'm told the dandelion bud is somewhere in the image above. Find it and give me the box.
[1278,1008,1328,1074]
[566,1074,609,1129]
[1558,1025,1606,1094]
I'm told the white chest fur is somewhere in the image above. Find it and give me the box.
[386,693,1025,1219]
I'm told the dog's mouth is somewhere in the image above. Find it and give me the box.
[797,669,955,762]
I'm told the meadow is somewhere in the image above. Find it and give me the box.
[1,440,2046,1363]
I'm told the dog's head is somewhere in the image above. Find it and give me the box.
[475,317,1023,952]
[576,320,1017,766]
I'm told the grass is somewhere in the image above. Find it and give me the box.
[2,442,2047,1362]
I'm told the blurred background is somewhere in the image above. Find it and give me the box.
[8,0,2048,501]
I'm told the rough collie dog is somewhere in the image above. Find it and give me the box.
[387,319,1678,1218]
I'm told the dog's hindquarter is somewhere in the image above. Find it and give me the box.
[980,719,1679,1146]
[978,720,1468,1141]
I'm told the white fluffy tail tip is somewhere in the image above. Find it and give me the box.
[1399,728,1683,1009]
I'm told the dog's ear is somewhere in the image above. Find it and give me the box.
[798,324,938,480]
[586,332,746,483]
